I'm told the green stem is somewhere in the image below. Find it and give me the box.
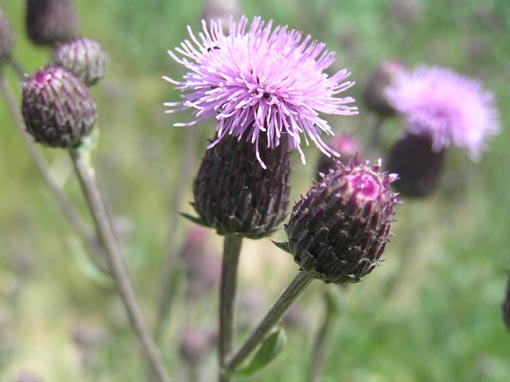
[218,235,243,382]
[69,148,170,382]
[0,67,105,271]
[226,272,314,372]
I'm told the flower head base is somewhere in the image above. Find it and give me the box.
[386,66,499,161]
[52,38,109,86]
[285,160,398,284]
[386,133,445,197]
[193,133,290,239]
[165,16,358,167]
[22,66,97,148]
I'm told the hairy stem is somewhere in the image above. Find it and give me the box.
[218,235,243,382]
[0,67,105,271]
[226,272,314,372]
[69,148,170,382]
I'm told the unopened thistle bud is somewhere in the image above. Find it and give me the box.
[22,66,97,148]
[362,60,405,117]
[386,133,445,197]
[52,38,108,86]
[193,134,290,239]
[286,160,398,284]
[0,7,14,62]
[502,276,510,332]
[26,0,79,46]
[316,133,363,178]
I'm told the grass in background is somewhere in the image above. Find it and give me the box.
[0,0,509,381]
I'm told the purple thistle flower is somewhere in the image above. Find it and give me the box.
[164,16,358,168]
[385,66,499,161]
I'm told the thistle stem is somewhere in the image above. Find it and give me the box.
[226,272,314,372]
[308,291,334,382]
[156,126,200,339]
[0,68,105,271]
[218,235,243,382]
[69,148,170,382]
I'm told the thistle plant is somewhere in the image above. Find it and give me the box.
[165,15,358,381]
[19,65,170,381]
[225,160,398,376]
[385,66,500,197]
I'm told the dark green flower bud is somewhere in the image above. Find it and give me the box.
[22,66,97,148]
[386,133,445,197]
[26,0,79,46]
[192,134,290,239]
[52,38,108,86]
[286,160,398,284]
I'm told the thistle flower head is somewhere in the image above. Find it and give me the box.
[165,16,358,167]
[286,160,398,284]
[386,66,499,161]
[0,7,14,62]
[52,37,108,86]
[22,66,97,148]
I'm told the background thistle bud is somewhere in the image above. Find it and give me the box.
[286,160,398,284]
[192,134,290,239]
[316,133,363,178]
[502,276,510,332]
[0,7,14,62]
[52,38,108,86]
[22,66,97,148]
[26,0,79,46]
[362,60,405,117]
[386,133,445,197]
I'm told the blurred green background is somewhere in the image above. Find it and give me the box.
[0,0,509,381]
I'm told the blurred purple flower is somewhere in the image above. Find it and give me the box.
[386,66,499,161]
[164,16,358,167]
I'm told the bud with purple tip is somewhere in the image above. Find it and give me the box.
[386,133,445,197]
[25,0,79,46]
[286,160,398,284]
[22,66,97,148]
[0,7,14,62]
[52,38,108,86]
[192,134,290,239]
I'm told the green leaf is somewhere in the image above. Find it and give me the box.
[69,237,112,288]
[179,212,208,227]
[272,240,291,254]
[235,328,287,376]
